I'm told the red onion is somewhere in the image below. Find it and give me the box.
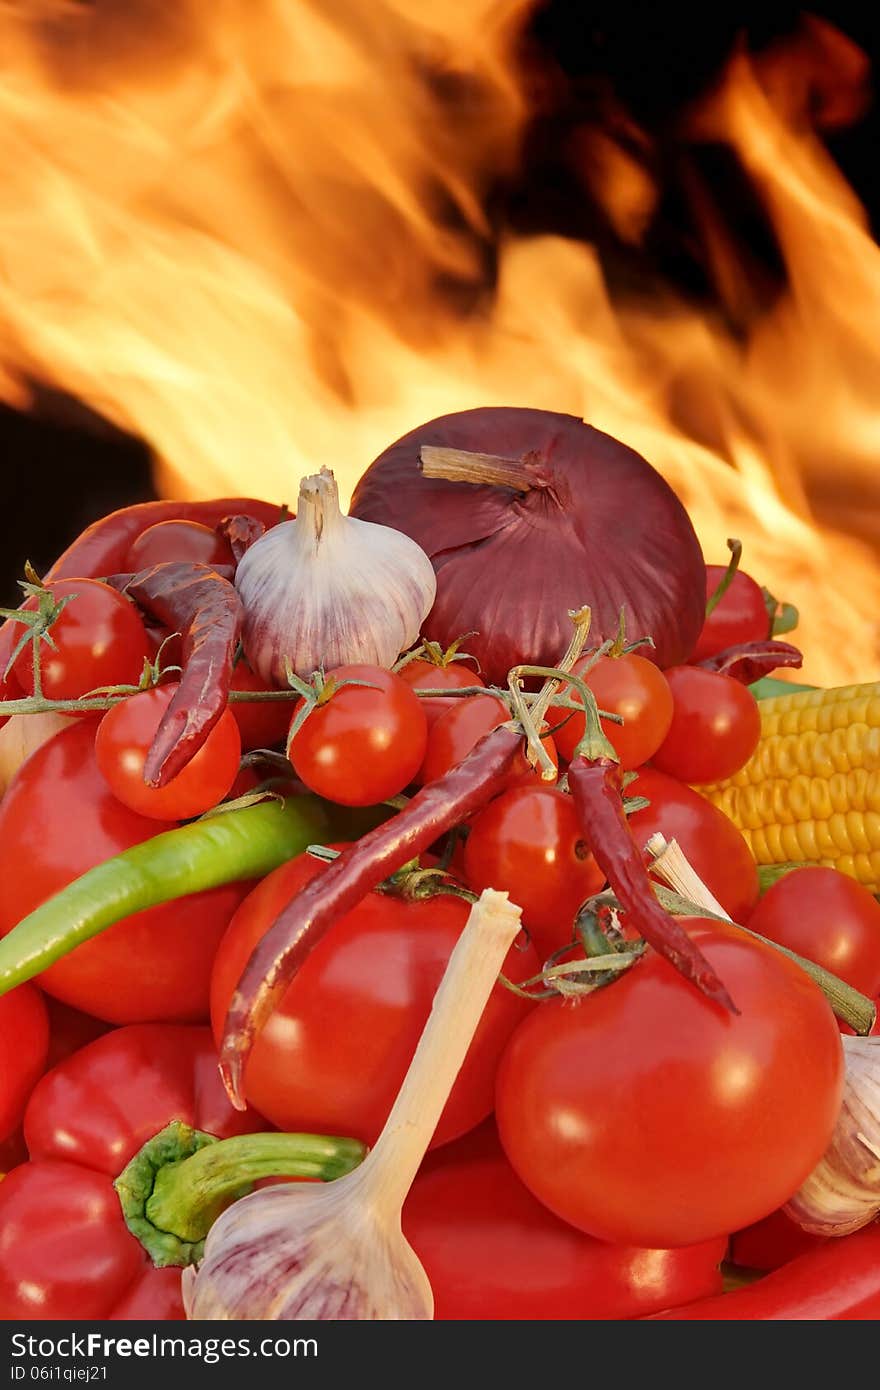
[350,408,706,682]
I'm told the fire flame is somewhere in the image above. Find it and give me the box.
[0,3,878,684]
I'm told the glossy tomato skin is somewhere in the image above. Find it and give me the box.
[651,666,761,784]
[553,652,673,770]
[397,658,485,729]
[211,851,538,1146]
[228,660,292,752]
[0,985,49,1143]
[463,786,605,960]
[626,766,760,922]
[127,519,233,571]
[95,683,241,820]
[0,1025,261,1320]
[0,720,250,1022]
[496,921,844,1248]
[746,867,880,997]
[402,1121,727,1320]
[418,693,557,788]
[691,568,769,663]
[13,579,152,703]
[288,665,427,807]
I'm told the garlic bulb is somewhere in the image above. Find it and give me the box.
[184,888,523,1320]
[235,468,436,686]
[785,1035,880,1237]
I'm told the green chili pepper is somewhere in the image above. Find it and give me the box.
[749,676,818,700]
[0,795,384,996]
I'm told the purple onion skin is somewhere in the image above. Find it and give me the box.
[350,408,706,683]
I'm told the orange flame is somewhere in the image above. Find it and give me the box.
[0,3,878,684]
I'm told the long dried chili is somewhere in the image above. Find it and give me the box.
[568,757,736,1013]
[108,562,243,786]
[0,497,281,730]
[219,724,523,1106]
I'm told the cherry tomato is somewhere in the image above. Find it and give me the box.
[95,684,241,820]
[287,665,427,806]
[746,867,880,997]
[418,693,557,788]
[0,720,250,1022]
[552,652,673,770]
[126,519,233,571]
[626,766,760,922]
[401,1121,727,1320]
[496,921,844,1247]
[463,786,605,960]
[12,579,152,704]
[651,666,761,784]
[692,567,769,663]
[0,985,49,1143]
[397,658,485,729]
[227,660,293,752]
[211,850,538,1147]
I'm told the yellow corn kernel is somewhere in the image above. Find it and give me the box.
[701,681,880,892]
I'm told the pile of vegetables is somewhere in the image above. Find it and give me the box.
[0,406,878,1323]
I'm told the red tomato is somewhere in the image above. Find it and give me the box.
[397,658,485,729]
[0,1025,261,1320]
[95,684,241,820]
[463,786,605,960]
[0,720,250,1022]
[552,652,673,770]
[496,921,844,1247]
[210,850,538,1146]
[402,1121,727,1320]
[0,985,49,1143]
[418,693,557,788]
[287,665,427,806]
[228,660,293,752]
[626,766,760,922]
[651,666,761,783]
[691,567,769,663]
[746,867,880,997]
[126,519,234,571]
[12,579,152,704]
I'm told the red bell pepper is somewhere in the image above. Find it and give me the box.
[0,1024,263,1320]
[649,1224,880,1319]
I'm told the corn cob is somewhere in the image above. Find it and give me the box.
[701,682,880,892]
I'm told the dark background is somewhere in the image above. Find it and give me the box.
[2,1,878,598]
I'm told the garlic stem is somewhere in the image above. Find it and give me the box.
[646,833,877,1035]
[358,888,523,1218]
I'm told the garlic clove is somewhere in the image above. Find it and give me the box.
[185,888,523,1320]
[784,1035,880,1237]
[235,468,436,686]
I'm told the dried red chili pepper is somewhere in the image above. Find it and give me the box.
[217,514,266,564]
[0,498,281,729]
[648,1223,880,1319]
[696,639,803,685]
[567,757,736,1013]
[108,562,243,787]
[219,724,522,1106]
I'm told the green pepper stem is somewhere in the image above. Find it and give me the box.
[115,1121,366,1268]
[704,538,743,618]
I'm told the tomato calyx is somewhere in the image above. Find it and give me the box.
[604,605,656,661]
[115,1119,366,1268]
[499,900,645,1003]
[395,633,481,674]
[0,579,79,690]
[283,665,384,745]
[306,844,478,906]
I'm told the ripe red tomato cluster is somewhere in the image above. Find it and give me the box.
[0,530,875,1323]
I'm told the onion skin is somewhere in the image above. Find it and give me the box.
[351,408,706,682]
